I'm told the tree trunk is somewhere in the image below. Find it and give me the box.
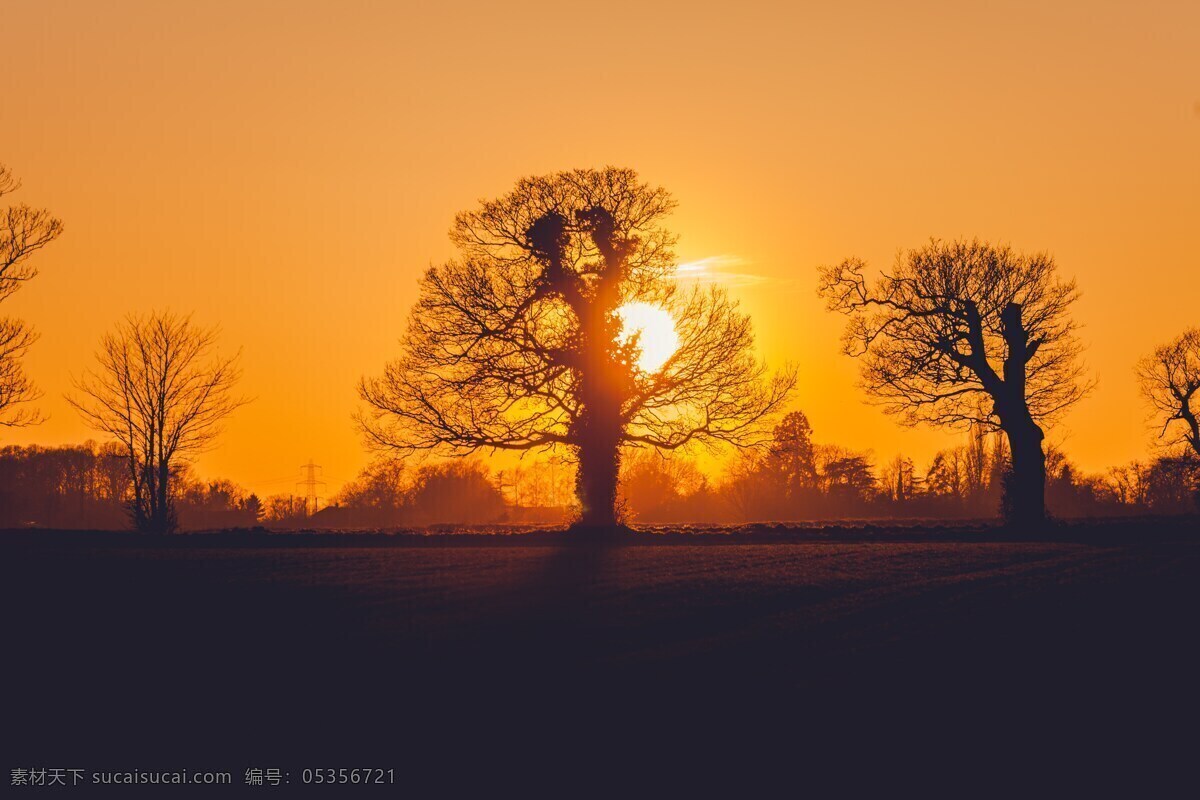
[1003,418,1046,526]
[998,301,1048,527]
[575,425,621,529]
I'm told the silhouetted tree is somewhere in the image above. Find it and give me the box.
[0,164,63,428]
[769,411,818,495]
[336,457,408,516]
[504,455,575,512]
[328,457,506,527]
[0,441,128,528]
[879,455,918,503]
[1107,462,1150,507]
[361,168,794,529]
[172,471,260,530]
[924,448,966,501]
[68,312,246,533]
[820,238,1090,525]
[721,452,787,521]
[817,446,877,508]
[620,449,705,522]
[262,494,307,525]
[407,461,505,525]
[1144,451,1200,513]
[1137,328,1200,457]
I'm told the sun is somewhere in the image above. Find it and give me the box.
[616,302,680,374]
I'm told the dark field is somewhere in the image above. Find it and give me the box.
[4,523,1200,788]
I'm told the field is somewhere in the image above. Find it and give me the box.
[4,521,1200,787]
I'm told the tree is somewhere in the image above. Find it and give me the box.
[924,449,966,500]
[1144,452,1200,513]
[1,163,63,427]
[769,411,818,494]
[407,461,506,525]
[336,457,408,514]
[360,168,794,529]
[816,446,877,506]
[1107,462,1150,508]
[67,312,246,533]
[1137,328,1200,457]
[879,455,917,503]
[819,238,1090,525]
[620,449,704,521]
[0,441,129,529]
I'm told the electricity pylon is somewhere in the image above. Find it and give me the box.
[296,460,326,517]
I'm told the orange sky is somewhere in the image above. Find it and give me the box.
[3,0,1198,498]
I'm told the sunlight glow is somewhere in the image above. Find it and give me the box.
[617,302,680,374]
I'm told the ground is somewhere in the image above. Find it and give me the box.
[3,521,1199,789]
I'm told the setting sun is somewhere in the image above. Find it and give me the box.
[617,302,680,374]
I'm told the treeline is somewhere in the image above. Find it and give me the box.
[0,444,504,530]
[0,443,260,530]
[3,409,1197,531]
[620,412,1200,523]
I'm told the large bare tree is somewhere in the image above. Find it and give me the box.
[68,312,246,533]
[819,238,1090,525]
[1137,327,1200,457]
[1,163,63,427]
[360,168,794,529]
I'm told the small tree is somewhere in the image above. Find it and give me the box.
[1137,328,1200,457]
[68,312,246,533]
[1,164,63,428]
[361,168,794,529]
[819,238,1090,525]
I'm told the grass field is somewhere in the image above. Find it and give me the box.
[4,522,1199,787]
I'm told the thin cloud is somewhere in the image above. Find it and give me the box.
[675,255,773,288]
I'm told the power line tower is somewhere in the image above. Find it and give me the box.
[296,460,326,517]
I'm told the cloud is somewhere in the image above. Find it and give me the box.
[674,255,773,288]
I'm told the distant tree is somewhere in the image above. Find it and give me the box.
[924,449,966,500]
[721,452,786,522]
[1,163,63,428]
[172,472,260,530]
[361,168,794,529]
[336,457,408,513]
[68,312,246,533]
[1107,462,1150,507]
[769,411,818,495]
[963,424,990,498]
[507,456,574,510]
[620,449,704,521]
[1144,451,1200,513]
[820,238,1091,525]
[407,461,505,525]
[0,441,129,528]
[262,494,307,525]
[879,455,918,503]
[243,493,263,523]
[817,447,877,506]
[1137,328,1200,457]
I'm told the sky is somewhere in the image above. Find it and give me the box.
[2,0,1198,498]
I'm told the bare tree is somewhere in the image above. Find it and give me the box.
[819,238,1091,525]
[1137,328,1200,457]
[67,312,246,533]
[360,168,794,529]
[1,163,64,427]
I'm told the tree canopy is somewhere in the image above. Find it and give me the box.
[1137,327,1200,456]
